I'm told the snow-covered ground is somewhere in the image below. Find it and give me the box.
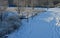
[6,7,46,18]
[44,8,60,26]
[47,8,60,13]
